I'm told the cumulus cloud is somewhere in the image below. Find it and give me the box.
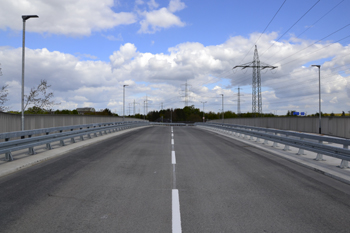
[0,0,137,36]
[1,32,349,114]
[147,0,159,10]
[138,0,186,34]
[168,0,186,12]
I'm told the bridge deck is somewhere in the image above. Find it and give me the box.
[0,126,350,232]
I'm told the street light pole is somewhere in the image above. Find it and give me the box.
[21,15,38,131]
[220,94,224,123]
[123,85,128,122]
[201,101,207,122]
[311,65,321,134]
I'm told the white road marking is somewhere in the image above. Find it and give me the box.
[171,126,173,133]
[171,139,174,145]
[172,151,176,164]
[172,133,174,137]
[172,189,182,233]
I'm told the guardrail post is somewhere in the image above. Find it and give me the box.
[46,143,52,150]
[273,133,279,148]
[340,145,349,169]
[71,137,76,143]
[249,130,255,141]
[60,140,65,146]
[315,140,324,161]
[297,137,306,155]
[5,152,13,161]
[263,139,269,145]
[340,160,349,169]
[283,135,291,151]
[255,132,261,143]
[28,147,35,155]
[80,135,84,141]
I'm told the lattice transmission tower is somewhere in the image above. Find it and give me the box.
[233,45,277,115]
[181,81,192,107]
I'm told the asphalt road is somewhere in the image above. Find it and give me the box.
[1,126,350,232]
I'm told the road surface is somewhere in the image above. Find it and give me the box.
[1,126,350,232]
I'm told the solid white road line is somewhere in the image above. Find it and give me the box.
[172,151,176,164]
[172,189,182,233]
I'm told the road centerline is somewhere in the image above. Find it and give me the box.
[172,189,182,233]
[171,127,182,233]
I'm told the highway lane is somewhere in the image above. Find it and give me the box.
[175,127,350,232]
[0,126,172,233]
[0,126,350,232]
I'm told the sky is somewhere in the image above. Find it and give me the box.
[0,0,350,116]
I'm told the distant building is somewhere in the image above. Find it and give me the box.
[76,107,95,115]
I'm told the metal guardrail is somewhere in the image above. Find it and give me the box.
[196,122,350,169]
[150,122,187,126]
[1,121,149,162]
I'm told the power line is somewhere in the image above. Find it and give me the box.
[260,0,321,57]
[264,0,346,63]
[239,0,287,64]
[272,24,350,66]
[297,0,345,38]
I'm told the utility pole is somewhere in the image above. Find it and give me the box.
[123,85,128,122]
[311,65,322,134]
[146,96,147,115]
[128,103,132,116]
[133,99,136,116]
[237,87,241,115]
[220,94,224,123]
[201,101,207,122]
[233,45,277,116]
[143,100,146,120]
[21,15,39,131]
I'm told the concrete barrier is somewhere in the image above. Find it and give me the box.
[209,117,350,139]
[0,112,145,133]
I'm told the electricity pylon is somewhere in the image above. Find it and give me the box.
[181,81,192,107]
[233,45,277,116]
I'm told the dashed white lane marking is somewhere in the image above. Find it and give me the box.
[172,189,182,233]
[171,127,181,233]
[172,151,176,164]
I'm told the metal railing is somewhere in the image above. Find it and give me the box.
[1,121,149,161]
[150,122,187,126]
[196,122,350,169]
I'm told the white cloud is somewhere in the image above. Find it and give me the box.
[138,0,186,34]
[1,32,349,114]
[147,0,159,10]
[168,0,186,12]
[0,0,137,36]
[103,33,123,41]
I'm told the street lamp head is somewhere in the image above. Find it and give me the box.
[311,65,321,68]
[22,15,39,21]
[123,85,128,87]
